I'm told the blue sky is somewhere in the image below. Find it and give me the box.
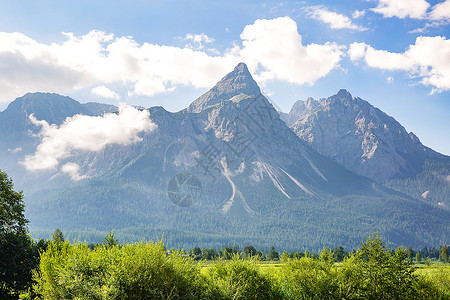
[0,0,449,154]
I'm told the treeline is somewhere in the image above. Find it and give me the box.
[30,235,450,299]
[185,244,449,263]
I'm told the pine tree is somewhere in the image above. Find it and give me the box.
[52,228,64,243]
[415,252,421,263]
[439,244,448,263]
[407,245,414,262]
[267,245,279,261]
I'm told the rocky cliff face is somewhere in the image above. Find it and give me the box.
[287,89,445,182]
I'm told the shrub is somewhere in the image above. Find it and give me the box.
[207,256,280,299]
[280,248,339,300]
[338,234,446,300]
[33,241,214,299]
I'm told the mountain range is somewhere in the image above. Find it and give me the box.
[0,63,448,251]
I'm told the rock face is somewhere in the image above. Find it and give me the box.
[287,89,445,182]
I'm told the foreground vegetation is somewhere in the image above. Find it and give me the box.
[26,235,448,299]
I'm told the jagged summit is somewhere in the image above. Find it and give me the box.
[188,62,260,113]
[289,89,445,182]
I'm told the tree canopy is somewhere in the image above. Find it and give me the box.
[0,170,27,235]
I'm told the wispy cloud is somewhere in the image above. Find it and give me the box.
[371,0,430,19]
[352,10,366,19]
[371,0,450,24]
[306,6,367,31]
[183,33,215,50]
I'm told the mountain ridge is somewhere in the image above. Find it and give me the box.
[283,89,446,182]
[0,63,448,249]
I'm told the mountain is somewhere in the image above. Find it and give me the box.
[284,89,446,182]
[283,90,450,209]
[1,65,449,250]
[188,63,260,113]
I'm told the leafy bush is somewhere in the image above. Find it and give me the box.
[207,256,280,299]
[338,234,446,300]
[33,241,215,299]
[279,248,339,299]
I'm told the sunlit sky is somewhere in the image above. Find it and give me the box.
[0,0,449,154]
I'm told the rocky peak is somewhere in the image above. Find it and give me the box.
[289,89,445,182]
[187,63,260,113]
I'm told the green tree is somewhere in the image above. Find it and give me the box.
[103,230,118,247]
[439,244,448,263]
[52,228,64,244]
[201,248,218,260]
[407,245,414,263]
[281,251,290,262]
[0,170,27,235]
[340,234,418,299]
[0,170,35,298]
[416,252,422,263]
[334,245,346,262]
[190,246,202,261]
[243,245,257,258]
[267,245,279,261]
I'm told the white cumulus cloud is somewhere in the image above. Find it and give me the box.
[349,36,450,92]
[371,0,430,19]
[239,17,345,85]
[429,0,450,20]
[91,86,120,99]
[0,17,345,103]
[307,6,367,31]
[21,104,157,171]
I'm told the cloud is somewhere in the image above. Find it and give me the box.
[239,17,345,85]
[352,10,366,18]
[349,36,450,92]
[429,0,450,20]
[61,162,87,181]
[0,17,345,103]
[21,104,157,171]
[91,86,120,99]
[7,147,22,153]
[371,0,430,19]
[0,30,239,102]
[307,6,367,31]
[184,33,215,50]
